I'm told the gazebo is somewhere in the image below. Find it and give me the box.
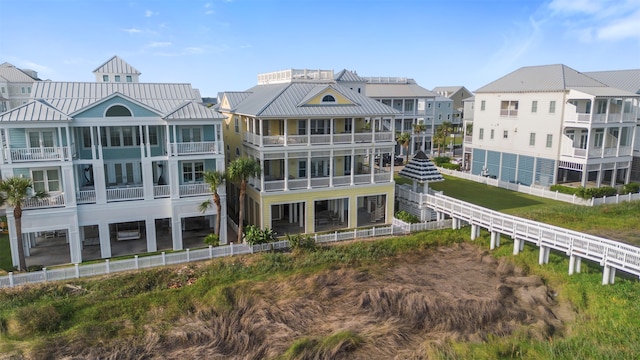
[398,150,444,193]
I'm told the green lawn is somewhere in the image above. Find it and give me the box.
[0,233,12,272]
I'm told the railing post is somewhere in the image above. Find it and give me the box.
[42,268,48,282]
[186,249,190,262]
[74,264,80,278]
[9,272,14,287]
[209,245,213,259]
[230,242,234,256]
[106,259,110,274]
[134,255,139,269]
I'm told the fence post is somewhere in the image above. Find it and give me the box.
[186,249,190,262]
[209,245,213,259]
[43,267,48,282]
[106,259,110,274]
[372,227,376,237]
[134,255,139,270]
[334,231,338,242]
[314,233,318,243]
[162,252,166,266]
[353,228,357,239]
[230,242,234,256]
[74,264,79,278]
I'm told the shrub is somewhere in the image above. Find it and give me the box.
[12,304,62,336]
[244,225,277,246]
[395,210,420,224]
[204,234,220,247]
[432,156,451,166]
[286,233,317,252]
[576,186,618,199]
[441,163,461,171]
[622,182,640,194]
[550,184,579,195]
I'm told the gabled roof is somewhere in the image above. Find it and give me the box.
[32,81,199,114]
[432,86,466,96]
[398,151,444,183]
[570,87,638,97]
[296,84,357,106]
[164,101,225,120]
[365,81,438,98]
[0,100,71,122]
[476,64,607,93]
[228,82,399,118]
[93,55,141,75]
[0,62,38,82]
[585,69,640,94]
[69,91,163,117]
[334,69,367,82]
[218,91,252,111]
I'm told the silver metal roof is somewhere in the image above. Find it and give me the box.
[365,82,438,98]
[571,86,639,97]
[585,69,640,94]
[334,69,367,82]
[227,82,400,118]
[93,55,141,75]
[0,100,71,122]
[476,64,607,93]
[0,62,38,82]
[398,151,444,183]
[164,101,226,120]
[432,86,464,96]
[32,81,200,115]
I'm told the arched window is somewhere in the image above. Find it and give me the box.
[322,95,336,103]
[106,105,132,117]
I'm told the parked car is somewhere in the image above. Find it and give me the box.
[375,154,404,166]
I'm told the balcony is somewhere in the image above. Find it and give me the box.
[179,183,210,197]
[172,141,220,156]
[244,131,394,147]
[251,170,392,192]
[560,145,632,159]
[564,112,637,125]
[106,186,144,202]
[6,147,69,162]
[23,193,65,209]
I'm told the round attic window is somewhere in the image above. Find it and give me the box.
[106,105,132,117]
[322,95,336,103]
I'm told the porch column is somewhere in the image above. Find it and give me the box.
[171,211,183,250]
[538,246,550,265]
[165,124,172,156]
[330,118,334,145]
[97,126,104,162]
[307,118,311,145]
[611,162,618,187]
[329,149,334,187]
[300,202,306,230]
[369,149,375,184]
[284,153,289,191]
[61,164,76,206]
[64,126,72,161]
[602,265,616,285]
[145,218,157,253]
[340,198,345,223]
[513,237,521,255]
[67,215,81,264]
[371,117,375,144]
[142,161,154,201]
[596,165,604,187]
[98,220,112,259]
[219,193,228,245]
[169,161,180,199]
[350,148,355,185]
[283,119,288,146]
[258,118,263,147]
[307,151,312,189]
[568,254,582,275]
[172,125,177,156]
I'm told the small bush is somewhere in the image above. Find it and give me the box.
[204,233,220,247]
[287,233,317,252]
[441,163,461,171]
[243,225,277,246]
[550,184,579,195]
[432,156,451,166]
[12,304,62,336]
[622,182,640,194]
[576,186,618,199]
[395,211,420,224]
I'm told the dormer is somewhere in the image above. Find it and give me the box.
[93,55,142,83]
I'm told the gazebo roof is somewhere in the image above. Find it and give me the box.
[398,151,444,183]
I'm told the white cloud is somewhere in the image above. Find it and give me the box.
[147,41,172,48]
[123,28,142,34]
[596,9,640,41]
[145,10,159,17]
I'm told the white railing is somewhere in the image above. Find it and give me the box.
[310,177,330,188]
[353,174,370,185]
[243,131,394,146]
[264,180,285,192]
[374,173,391,183]
[174,142,219,155]
[7,147,69,162]
[77,190,96,204]
[288,178,307,190]
[106,186,144,202]
[179,183,209,197]
[592,192,640,206]
[23,193,65,209]
[153,185,170,198]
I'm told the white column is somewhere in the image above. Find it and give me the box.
[284,153,289,191]
[219,193,228,245]
[171,211,183,250]
[538,246,550,264]
[283,119,288,146]
[98,220,112,259]
[350,149,355,185]
[307,151,312,189]
[146,218,157,252]
[165,124,172,156]
[470,224,478,240]
[299,202,304,228]
[259,118,264,147]
[513,237,521,255]
[329,149,334,187]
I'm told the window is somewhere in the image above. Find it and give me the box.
[105,105,132,117]
[344,155,352,175]
[479,128,484,140]
[490,129,494,139]
[21,87,26,94]
[549,101,556,113]
[503,130,508,139]
[235,147,240,156]
[27,87,31,93]
[596,100,607,114]
[234,117,239,133]
[82,128,92,148]
[298,120,307,135]
[115,75,121,82]
[546,134,553,148]
[500,100,518,117]
[531,101,538,113]
[594,129,604,147]
[103,75,109,82]
[28,130,55,148]
[99,126,143,147]
[480,100,486,111]
[182,161,204,183]
[122,127,134,146]
[298,160,307,177]
[181,127,202,142]
[404,101,414,112]
[32,169,60,193]
[310,119,328,135]
[438,114,442,120]
[110,127,122,147]
[438,103,441,108]
[322,94,336,103]
[529,133,536,146]
[1,87,5,93]
[344,118,352,132]
[126,75,132,82]
[447,114,450,120]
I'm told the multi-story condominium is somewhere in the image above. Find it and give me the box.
[334,70,452,157]
[466,64,640,187]
[0,56,226,268]
[432,86,472,126]
[0,62,40,112]
[461,95,475,171]
[218,69,399,236]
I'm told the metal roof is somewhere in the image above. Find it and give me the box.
[0,100,72,122]
[164,101,226,120]
[229,82,400,118]
[570,87,639,97]
[398,151,444,183]
[93,55,141,75]
[476,64,607,93]
[219,91,252,111]
[365,82,438,98]
[585,69,640,94]
[0,62,38,82]
[432,86,464,96]
[334,69,367,82]
[32,81,200,114]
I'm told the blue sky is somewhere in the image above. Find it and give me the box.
[1,0,639,96]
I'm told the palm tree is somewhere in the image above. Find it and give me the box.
[396,132,411,163]
[226,157,261,244]
[435,121,454,156]
[0,177,48,271]
[199,170,226,236]
[413,123,427,151]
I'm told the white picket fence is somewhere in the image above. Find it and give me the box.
[0,221,453,289]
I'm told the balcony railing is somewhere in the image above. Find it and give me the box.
[258,171,392,192]
[179,183,210,197]
[23,193,65,209]
[77,190,96,204]
[107,186,144,202]
[6,147,69,162]
[561,146,633,159]
[244,131,395,147]
[173,141,219,155]
[154,185,170,198]
[566,113,637,124]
